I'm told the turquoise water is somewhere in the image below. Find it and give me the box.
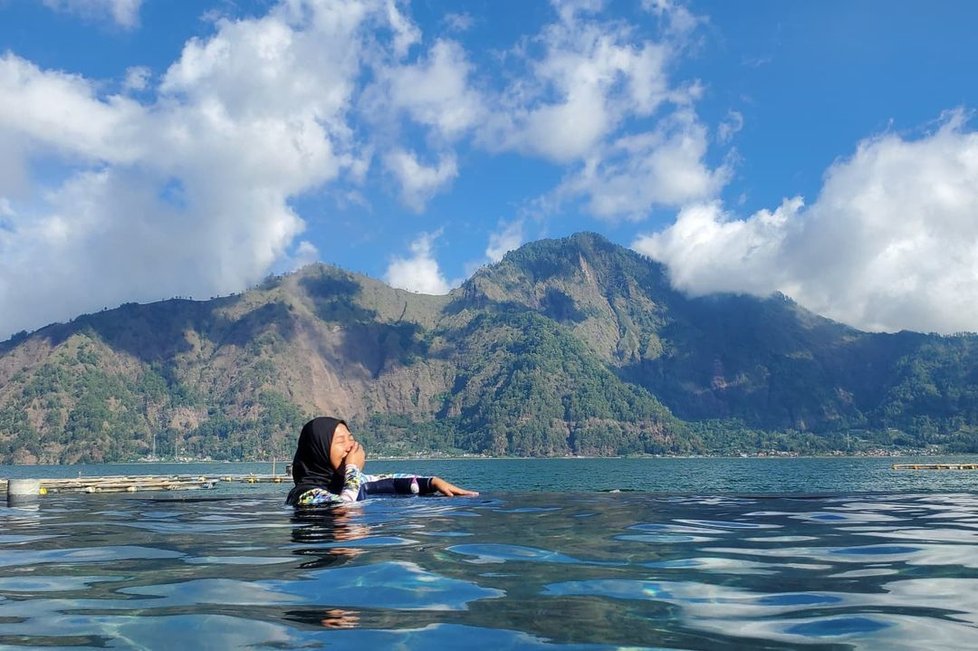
[5,455,978,493]
[2,458,978,649]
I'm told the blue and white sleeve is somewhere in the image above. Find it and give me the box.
[295,466,366,506]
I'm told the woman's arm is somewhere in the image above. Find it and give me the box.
[336,443,367,501]
[295,465,365,506]
[430,477,479,496]
[338,464,365,502]
[360,475,425,495]
[360,474,478,497]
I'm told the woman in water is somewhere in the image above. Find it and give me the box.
[286,416,478,506]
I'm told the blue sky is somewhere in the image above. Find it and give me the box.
[2,0,978,339]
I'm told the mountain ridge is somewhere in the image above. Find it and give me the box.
[2,232,977,463]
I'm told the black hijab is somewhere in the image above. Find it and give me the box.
[286,417,347,505]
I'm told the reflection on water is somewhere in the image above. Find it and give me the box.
[1,491,978,649]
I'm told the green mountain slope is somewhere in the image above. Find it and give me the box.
[2,233,978,463]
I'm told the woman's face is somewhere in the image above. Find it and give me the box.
[329,424,356,470]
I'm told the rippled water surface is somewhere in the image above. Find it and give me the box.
[2,459,978,649]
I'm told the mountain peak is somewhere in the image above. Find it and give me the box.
[466,232,673,306]
[499,231,618,266]
[4,231,978,463]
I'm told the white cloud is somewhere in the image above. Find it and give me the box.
[383,0,422,57]
[633,198,801,295]
[641,0,704,38]
[123,66,151,92]
[474,1,721,222]
[482,11,675,164]
[41,0,143,29]
[383,148,458,212]
[551,0,604,23]
[486,220,525,262]
[635,112,978,334]
[0,54,143,165]
[559,110,730,220]
[286,240,320,271]
[0,1,416,338]
[356,34,483,212]
[0,0,728,337]
[717,109,743,144]
[384,232,452,294]
[442,12,474,33]
[367,38,484,141]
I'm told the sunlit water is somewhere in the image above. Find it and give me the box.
[2,458,978,649]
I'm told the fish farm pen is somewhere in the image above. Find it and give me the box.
[2,473,290,500]
[891,463,978,470]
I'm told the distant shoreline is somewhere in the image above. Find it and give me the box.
[3,450,971,468]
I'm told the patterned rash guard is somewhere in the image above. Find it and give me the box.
[294,466,438,507]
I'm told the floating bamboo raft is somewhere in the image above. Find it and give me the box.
[892,463,978,471]
[1,473,289,496]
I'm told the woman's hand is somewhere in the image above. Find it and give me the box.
[431,477,479,496]
[343,442,366,470]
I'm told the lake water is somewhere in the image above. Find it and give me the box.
[2,457,978,649]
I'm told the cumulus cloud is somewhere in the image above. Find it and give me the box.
[286,240,320,272]
[0,0,729,337]
[486,220,525,263]
[383,0,422,57]
[0,54,142,166]
[0,1,411,338]
[633,198,801,295]
[123,65,151,92]
[634,112,978,334]
[367,38,484,141]
[384,232,452,294]
[475,0,721,221]
[383,148,458,211]
[558,109,730,220]
[41,0,143,29]
[360,36,483,207]
[482,9,676,164]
